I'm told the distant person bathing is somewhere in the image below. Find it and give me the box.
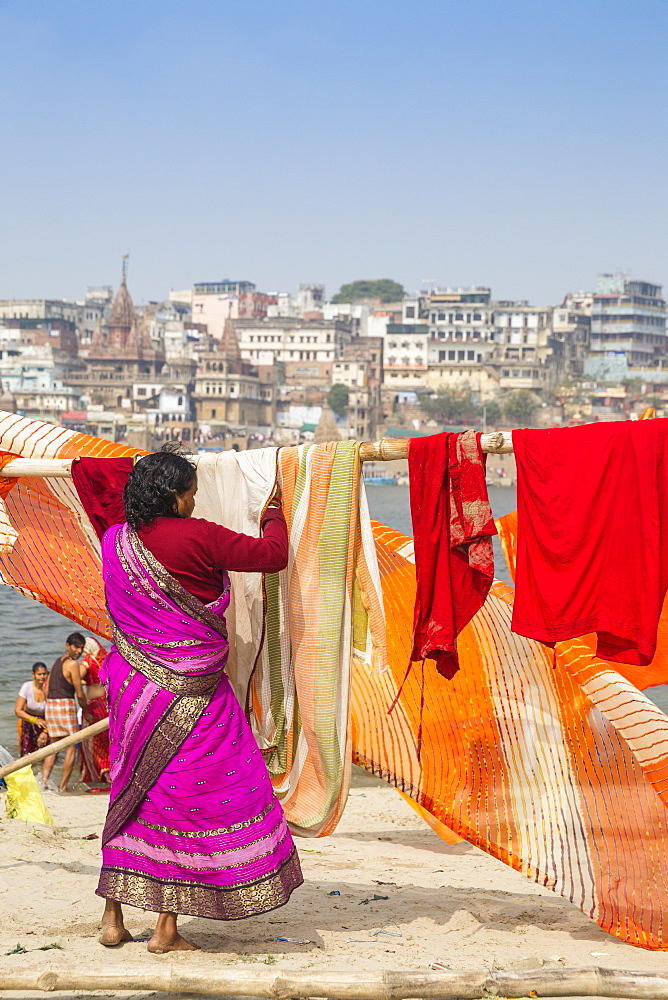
[14,662,49,755]
[41,632,92,792]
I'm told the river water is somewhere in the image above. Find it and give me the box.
[1,484,666,753]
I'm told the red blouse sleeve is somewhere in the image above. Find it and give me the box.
[199,507,288,574]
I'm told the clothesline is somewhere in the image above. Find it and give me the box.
[0,432,512,479]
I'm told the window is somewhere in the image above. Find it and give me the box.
[502,369,510,377]
[415,356,423,365]
[137,387,146,396]
[438,330,445,339]
[178,396,183,405]
[467,350,475,360]
[473,313,481,321]
[388,341,397,348]
[401,341,410,349]
[402,373,410,378]
[455,313,463,321]
[402,356,410,365]
[439,350,446,361]
[511,369,520,377]
[211,408,216,418]
[405,306,415,318]
[458,350,465,360]
[522,369,532,377]
[438,313,445,321]
[388,356,396,364]
[448,350,455,360]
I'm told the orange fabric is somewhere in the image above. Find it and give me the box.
[4,412,668,949]
[0,451,20,499]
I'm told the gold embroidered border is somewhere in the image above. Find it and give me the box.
[106,838,290,873]
[134,800,276,839]
[110,623,223,696]
[117,811,286,862]
[97,849,303,920]
[125,527,229,639]
[103,692,210,846]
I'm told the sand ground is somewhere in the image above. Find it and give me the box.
[1,772,668,999]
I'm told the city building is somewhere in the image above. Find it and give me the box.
[78,287,113,346]
[296,283,325,317]
[550,293,592,378]
[234,316,354,385]
[193,354,275,434]
[492,301,554,392]
[66,268,167,411]
[586,274,667,378]
[191,280,276,338]
[331,358,378,438]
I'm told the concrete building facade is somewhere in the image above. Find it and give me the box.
[586,274,666,376]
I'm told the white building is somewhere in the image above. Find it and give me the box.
[234,317,353,383]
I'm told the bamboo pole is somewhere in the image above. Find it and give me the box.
[1,963,668,998]
[0,432,513,481]
[0,718,109,781]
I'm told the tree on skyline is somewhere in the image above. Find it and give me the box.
[503,390,538,426]
[332,279,405,304]
[419,385,479,424]
[328,383,349,416]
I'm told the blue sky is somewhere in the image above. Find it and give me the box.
[1,0,666,304]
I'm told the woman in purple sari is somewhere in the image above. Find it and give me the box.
[98,452,302,953]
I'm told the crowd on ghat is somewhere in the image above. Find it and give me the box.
[13,631,110,793]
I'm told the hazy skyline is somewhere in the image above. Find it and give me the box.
[1,0,666,305]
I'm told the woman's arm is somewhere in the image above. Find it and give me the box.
[14,695,47,729]
[207,508,289,574]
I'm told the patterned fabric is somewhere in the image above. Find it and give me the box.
[5,411,668,947]
[19,718,47,755]
[45,698,78,737]
[98,522,302,918]
[408,430,496,678]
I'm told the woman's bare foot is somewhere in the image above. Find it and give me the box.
[147,912,199,954]
[99,900,134,947]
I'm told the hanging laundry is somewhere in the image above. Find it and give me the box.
[66,440,387,839]
[408,430,496,679]
[71,456,134,540]
[10,412,668,950]
[512,419,668,666]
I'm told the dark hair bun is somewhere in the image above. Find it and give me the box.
[124,452,196,529]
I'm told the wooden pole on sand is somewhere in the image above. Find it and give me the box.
[1,962,668,998]
[0,718,109,781]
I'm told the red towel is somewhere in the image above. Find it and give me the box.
[408,430,496,679]
[71,457,133,540]
[512,419,668,666]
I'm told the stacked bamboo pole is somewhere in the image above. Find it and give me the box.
[1,963,668,997]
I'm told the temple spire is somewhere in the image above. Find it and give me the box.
[121,253,129,286]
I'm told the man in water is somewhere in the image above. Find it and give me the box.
[41,632,92,792]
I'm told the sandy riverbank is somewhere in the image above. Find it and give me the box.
[1,775,668,999]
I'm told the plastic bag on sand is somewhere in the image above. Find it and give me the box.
[6,766,54,825]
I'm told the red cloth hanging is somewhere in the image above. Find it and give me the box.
[512,419,668,666]
[71,457,134,540]
[408,430,496,679]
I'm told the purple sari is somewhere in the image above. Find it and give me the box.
[96,522,302,919]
